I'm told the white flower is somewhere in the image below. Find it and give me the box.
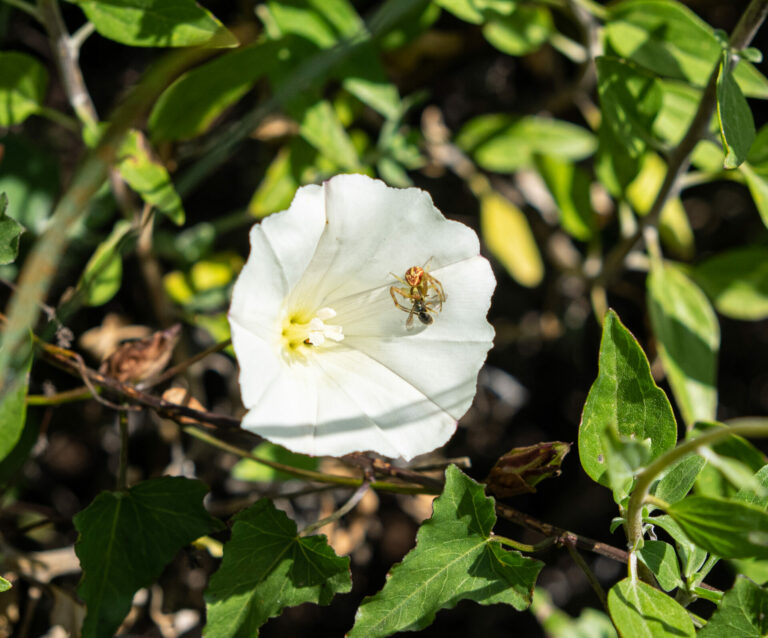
[228,174,495,460]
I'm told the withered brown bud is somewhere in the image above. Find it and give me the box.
[99,324,182,383]
[485,441,570,498]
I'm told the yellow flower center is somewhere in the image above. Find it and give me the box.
[280,306,344,362]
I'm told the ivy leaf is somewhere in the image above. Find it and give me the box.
[647,263,719,427]
[717,55,756,170]
[74,477,223,638]
[203,499,351,638]
[0,51,47,126]
[607,578,695,638]
[699,577,768,637]
[349,465,543,638]
[73,0,237,48]
[0,193,24,265]
[579,310,677,489]
[667,495,768,559]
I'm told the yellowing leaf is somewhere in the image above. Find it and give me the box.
[480,192,543,287]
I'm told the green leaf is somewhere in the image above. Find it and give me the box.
[116,130,185,225]
[637,540,682,592]
[0,51,47,126]
[607,578,695,638]
[74,477,223,638]
[203,498,351,638]
[740,162,768,228]
[0,576,10,592]
[300,100,361,170]
[349,465,543,637]
[534,155,595,241]
[717,56,756,170]
[596,56,662,158]
[699,577,768,637]
[648,514,707,578]
[667,495,768,558]
[595,121,642,196]
[605,0,768,99]
[578,310,677,488]
[652,454,705,504]
[77,220,132,307]
[647,263,719,427]
[434,0,483,23]
[73,0,237,48]
[456,114,596,173]
[736,464,768,509]
[231,442,319,482]
[693,245,768,320]
[0,135,60,235]
[0,193,24,265]
[149,40,284,142]
[480,191,544,287]
[482,6,552,56]
[0,347,32,464]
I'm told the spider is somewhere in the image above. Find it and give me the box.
[389,259,446,328]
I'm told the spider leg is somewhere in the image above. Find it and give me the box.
[390,286,414,313]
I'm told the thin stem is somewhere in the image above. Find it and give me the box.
[625,420,768,571]
[492,534,555,554]
[27,385,95,405]
[70,22,95,50]
[596,0,768,287]
[564,541,608,611]
[117,412,128,491]
[183,426,435,495]
[141,338,232,389]
[300,481,370,536]
[35,106,79,131]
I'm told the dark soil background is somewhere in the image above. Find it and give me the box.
[1,1,767,636]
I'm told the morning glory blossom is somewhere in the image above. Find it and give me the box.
[228,174,495,460]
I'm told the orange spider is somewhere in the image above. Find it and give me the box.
[389,259,446,328]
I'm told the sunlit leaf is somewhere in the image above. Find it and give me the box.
[482,5,552,56]
[0,347,32,464]
[456,114,596,172]
[596,57,662,158]
[204,499,350,638]
[77,220,132,307]
[116,131,185,225]
[579,310,677,488]
[349,465,543,637]
[699,577,768,637]
[300,100,361,170]
[740,162,768,228]
[231,442,319,482]
[717,56,756,170]
[74,0,237,48]
[637,540,682,592]
[647,264,719,427]
[480,191,544,287]
[0,51,47,126]
[607,578,694,638]
[75,477,223,638]
[534,155,595,241]
[668,495,768,559]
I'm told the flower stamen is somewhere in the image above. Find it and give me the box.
[281,307,344,361]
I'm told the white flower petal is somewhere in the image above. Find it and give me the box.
[229,174,496,460]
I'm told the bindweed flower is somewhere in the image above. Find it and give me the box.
[228,174,495,460]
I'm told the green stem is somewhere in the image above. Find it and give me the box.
[300,481,370,536]
[492,534,555,554]
[27,386,95,405]
[565,542,608,611]
[36,106,79,131]
[625,420,768,572]
[183,426,438,495]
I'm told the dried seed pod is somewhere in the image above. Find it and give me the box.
[485,441,571,498]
